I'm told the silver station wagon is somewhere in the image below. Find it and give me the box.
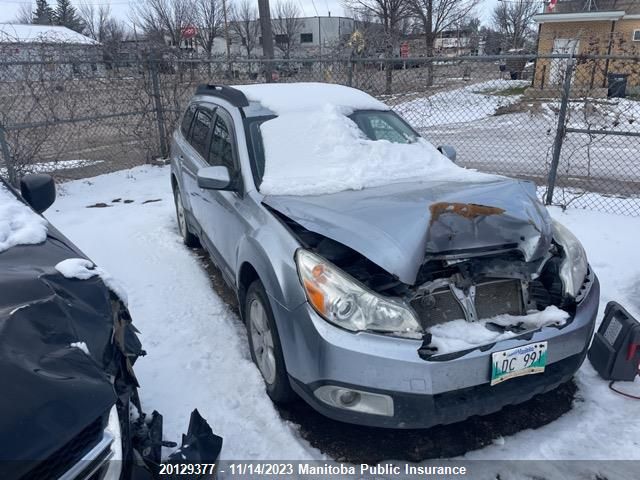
[170,83,598,428]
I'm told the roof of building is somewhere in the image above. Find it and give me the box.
[0,24,99,45]
[534,10,628,23]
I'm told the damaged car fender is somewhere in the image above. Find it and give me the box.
[235,197,307,310]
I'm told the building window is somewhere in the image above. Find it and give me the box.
[275,34,289,44]
[633,30,640,42]
[300,33,313,43]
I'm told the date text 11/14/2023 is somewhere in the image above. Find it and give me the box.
[210,463,469,476]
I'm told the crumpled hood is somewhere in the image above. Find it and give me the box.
[264,178,552,285]
[0,228,117,465]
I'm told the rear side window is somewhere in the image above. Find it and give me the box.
[189,109,213,158]
[208,114,234,170]
[181,104,196,137]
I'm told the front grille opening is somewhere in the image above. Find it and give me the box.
[410,279,525,329]
[21,415,106,480]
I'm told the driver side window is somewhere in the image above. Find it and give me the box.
[208,111,236,172]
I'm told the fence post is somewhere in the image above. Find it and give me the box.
[0,125,17,187]
[545,58,574,205]
[149,56,168,159]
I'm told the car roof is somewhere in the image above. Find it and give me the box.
[193,82,389,118]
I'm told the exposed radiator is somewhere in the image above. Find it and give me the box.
[410,279,524,328]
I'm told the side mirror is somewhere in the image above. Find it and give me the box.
[197,166,232,190]
[20,174,55,213]
[438,145,457,163]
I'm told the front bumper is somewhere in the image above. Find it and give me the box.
[272,275,599,429]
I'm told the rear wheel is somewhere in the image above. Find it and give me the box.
[173,186,198,247]
[245,280,296,403]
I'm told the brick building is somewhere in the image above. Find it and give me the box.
[532,0,640,93]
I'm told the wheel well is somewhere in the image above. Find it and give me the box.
[238,262,260,320]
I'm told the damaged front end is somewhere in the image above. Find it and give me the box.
[0,239,222,480]
[266,179,592,358]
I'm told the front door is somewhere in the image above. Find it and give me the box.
[199,107,247,283]
[550,38,579,85]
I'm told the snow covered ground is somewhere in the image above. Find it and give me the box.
[45,166,640,475]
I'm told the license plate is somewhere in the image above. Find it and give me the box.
[491,342,548,386]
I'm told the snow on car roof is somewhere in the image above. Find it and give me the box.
[234,83,389,114]
[0,182,48,253]
[0,24,99,45]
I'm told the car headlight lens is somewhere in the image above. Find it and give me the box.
[552,219,588,298]
[295,249,422,336]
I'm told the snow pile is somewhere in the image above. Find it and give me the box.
[428,306,570,355]
[259,104,496,196]
[70,341,90,355]
[235,82,388,113]
[0,183,48,253]
[394,79,529,128]
[55,257,129,305]
[0,159,104,178]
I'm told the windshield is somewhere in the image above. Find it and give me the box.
[246,110,420,188]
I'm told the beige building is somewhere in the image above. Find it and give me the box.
[532,0,640,93]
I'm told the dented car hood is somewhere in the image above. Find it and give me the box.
[264,178,552,285]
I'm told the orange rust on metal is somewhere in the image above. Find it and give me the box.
[429,202,505,224]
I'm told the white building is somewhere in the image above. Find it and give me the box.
[175,16,358,58]
[0,24,104,80]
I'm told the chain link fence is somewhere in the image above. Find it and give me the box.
[1,53,639,215]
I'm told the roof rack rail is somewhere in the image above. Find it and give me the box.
[195,84,249,107]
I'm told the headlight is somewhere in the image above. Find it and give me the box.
[103,404,123,480]
[552,220,588,298]
[295,249,422,336]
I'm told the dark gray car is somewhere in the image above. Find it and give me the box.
[170,83,598,428]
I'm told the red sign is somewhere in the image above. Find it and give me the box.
[182,26,197,39]
[400,42,409,58]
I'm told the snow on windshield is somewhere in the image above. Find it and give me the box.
[258,103,497,196]
[0,183,48,253]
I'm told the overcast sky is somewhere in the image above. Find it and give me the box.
[0,0,500,28]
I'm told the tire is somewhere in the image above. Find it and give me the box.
[245,280,296,403]
[173,186,199,247]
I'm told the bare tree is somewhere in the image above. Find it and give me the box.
[131,0,195,51]
[271,0,303,59]
[343,0,410,93]
[408,0,478,85]
[229,0,261,58]
[409,0,479,55]
[78,3,127,63]
[15,3,34,23]
[492,0,540,51]
[193,0,223,58]
[78,2,111,41]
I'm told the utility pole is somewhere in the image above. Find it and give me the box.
[221,0,231,76]
[257,0,275,82]
[222,0,231,61]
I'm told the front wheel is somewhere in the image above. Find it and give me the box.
[245,280,296,403]
[173,186,199,247]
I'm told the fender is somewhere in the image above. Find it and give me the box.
[236,233,306,310]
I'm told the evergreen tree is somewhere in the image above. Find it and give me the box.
[53,0,85,32]
[32,0,54,25]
